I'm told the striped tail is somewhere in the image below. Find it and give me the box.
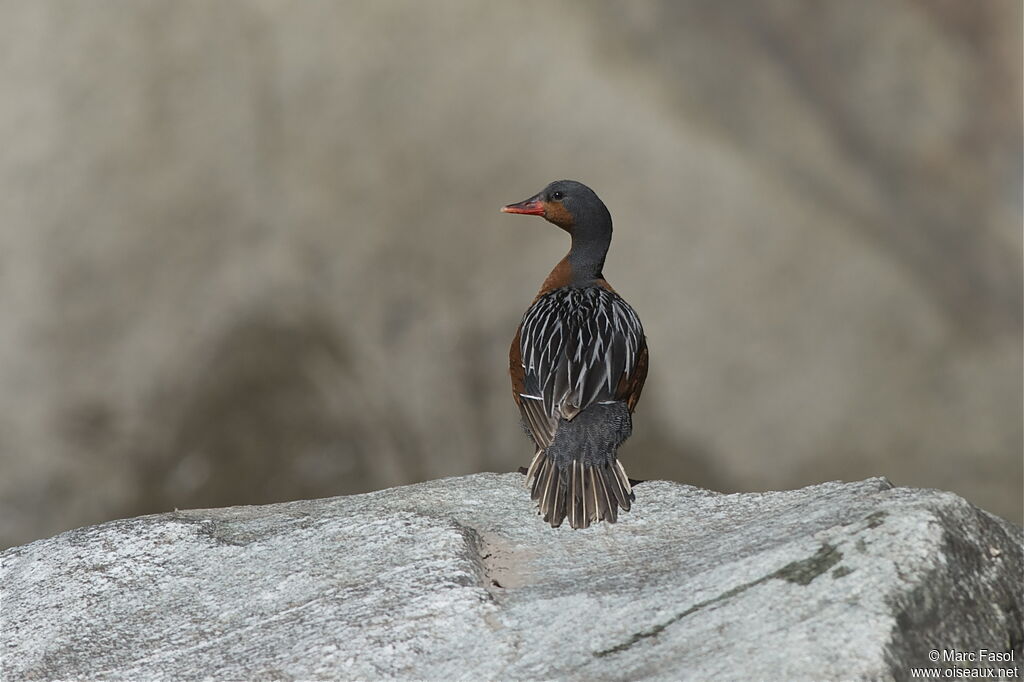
[526,449,634,529]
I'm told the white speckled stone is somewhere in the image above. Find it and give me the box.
[2,474,1021,681]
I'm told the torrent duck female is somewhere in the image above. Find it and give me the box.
[502,180,648,529]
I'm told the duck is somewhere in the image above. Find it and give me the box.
[502,180,648,529]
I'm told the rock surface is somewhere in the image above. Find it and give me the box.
[2,474,1021,681]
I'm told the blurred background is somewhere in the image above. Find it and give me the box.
[1,0,1020,548]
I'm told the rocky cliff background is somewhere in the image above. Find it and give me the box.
[1,0,1020,548]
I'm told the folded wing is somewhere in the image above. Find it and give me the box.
[513,286,646,444]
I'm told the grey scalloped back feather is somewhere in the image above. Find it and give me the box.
[519,286,644,420]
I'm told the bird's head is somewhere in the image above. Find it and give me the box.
[501,180,610,235]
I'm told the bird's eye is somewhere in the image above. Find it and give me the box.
[551,191,564,200]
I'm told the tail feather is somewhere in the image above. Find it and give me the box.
[571,461,583,529]
[612,460,633,512]
[527,454,635,529]
[526,448,544,481]
[593,466,616,523]
[551,471,567,526]
[524,401,635,529]
[590,467,608,522]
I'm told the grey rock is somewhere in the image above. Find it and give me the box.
[2,474,1022,681]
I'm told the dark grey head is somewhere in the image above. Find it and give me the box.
[502,180,614,282]
[501,180,612,239]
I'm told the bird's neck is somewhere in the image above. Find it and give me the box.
[538,240,609,295]
[565,204,613,285]
[567,235,609,285]
[538,209,614,292]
